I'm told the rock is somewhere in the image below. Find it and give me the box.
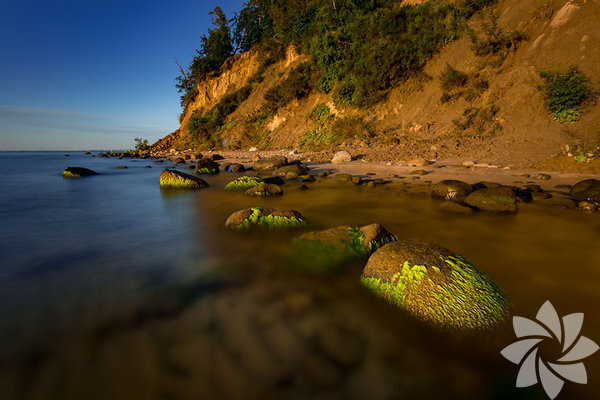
[62,167,98,178]
[297,174,315,182]
[410,169,429,175]
[432,180,473,200]
[291,224,397,273]
[407,158,429,167]
[351,176,363,185]
[172,157,185,165]
[229,163,246,173]
[331,151,352,163]
[209,153,224,161]
[472,181,503,190]
[225,207,307,230]
[244,183,283,197]
[531,191,552,201]
[251,154,261,162]
[184,165,195,170]
[361,240,509,330]
[115,165,128,169]
[298,184,309,190]
[248,147,258,152]
[464,187,517,212]
[535,173,552,181]
[159,169,209,190]
[316,324,364,369]
[569,179,600,204]
[555,184,572,190]
[224,176,264,191]
[524,184,542,192]
[438,201,473,215]
[253,156,287,172]
[578,201,598,212]
[274,164,309,177]
[334,173,353,183]
[262,176,285,185]
[285,171,299,180]
[220,162,232,172]
[190,153,202,161]
[542,198,577,209]
[195,159,220,174]
[97,153,107,158]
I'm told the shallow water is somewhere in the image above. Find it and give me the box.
[1,152,599,399]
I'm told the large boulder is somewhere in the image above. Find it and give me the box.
[292,224,398,273]
[464,186,517,212]
[361,240,509,330]
[245,184,283,196]
[224,176,264,191]
[195,159,220,174]
[569,179,600,204]
[331,151,352,163]
[274,164,309,177]
[225,207,307,230]
[432,180,473,200]
[253,156,288,172]
[62,167,98,178]
[159,169,209,190]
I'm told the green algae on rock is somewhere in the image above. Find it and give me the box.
[291,224,398,273]
[225,207,306,231]
[464,186,517,213]
[245,183,283,196]
[224,176,264,191]
[62,167,98,178]
[159,169,209,190]
[195,158,220,174]
[361,240,509,330]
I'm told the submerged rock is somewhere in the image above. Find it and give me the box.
[569,179,600,204]
[331,151,352,163]
[224,176,264,191]
[225,207,307,230]
[62,167,98,178]
[292,224,398,273]
[438,201,473,215]
[159,169,209,190]
[275,164,309,176]
[229,163,246,173]
[262,176,285,185]
[195,159,220,174]
[245,183,283,197]
[172,157,186,165]
[115,165,128,169]
[432,180,473,200]
[361,240,509,330]
[464,187,517,212]
[253,156,287,172]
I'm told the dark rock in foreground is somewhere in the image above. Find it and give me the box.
[570,179,600,204]
[159,169,209,190]
[195,159,220,174]
[361,240,509,330]
[62,167,98,178]
[226,207,306,230]
[464,186,517,212]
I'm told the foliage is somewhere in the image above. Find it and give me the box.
[453,102,501,137]
[263,63,313,113]
[469,12,525,66]
[232,0,273,53]
[134,137,149,151]
[439,64,469,92]
[538,67,597,123]
[306,103,333,125]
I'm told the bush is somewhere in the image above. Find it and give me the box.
[439,64,469,92]
[263,63,313,113]
[307,104,333,125]
[134,137,149,151]
[538,67,597,122]
[453,103,501,137]
[469,12,525,65]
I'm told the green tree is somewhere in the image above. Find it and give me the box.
[233,0,273,53]
[134,137,149,151]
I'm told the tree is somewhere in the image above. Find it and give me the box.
[134,137,149,151]
[232,0,273,53]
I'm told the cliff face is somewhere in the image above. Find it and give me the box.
[155,0,600,169]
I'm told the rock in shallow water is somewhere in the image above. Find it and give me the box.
[570,179,600,204]
[62,167,98,178]
[361,240,509,330]
[245,183,283,197]
[159,169,209,190]
[224,176,264,191]
[432,180,472,200]
[195,159,220,174]
[464,186,517,213]
[225,207,307,230]
[253,156,288,172]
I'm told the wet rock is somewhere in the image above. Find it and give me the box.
[472,181,503,190]
[555,184,572,190]
[334,173,353,183]
[219,162,232,172]
[542,198,577,209]
[62,167,98,178]
[172,157,185,165]
[298,184,309,191]
[438,201,473,215]
[195,159,220,174]
[190,153,202,161]
[275,164,309,176]
[251,154,261,162]
[245,183,283,197]
[254,156,288,172]
[569,179,600,204]
[262,176,285,185]
[531,191,552,201]
[578,201,598,212]
[331,151,352,163]
[184,164,195,170]
[535,173,552,180]
[224,176,264,191]
[351,176,363,185]
[464,187,517,213]
[408,158,429,167]
[298,174,315,182]
[361,240,509,330]
[285,171,299,180]
[292,224,397,273]
[229,163,246,173]
[210,153,224,161]
[432,180,473,200]
[410,170,428,176]
[226,207,307,230]
[115,165,128,169]
[159,169,209,190]
[524,184,542,192]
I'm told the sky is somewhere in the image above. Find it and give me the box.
[0,0,245,150]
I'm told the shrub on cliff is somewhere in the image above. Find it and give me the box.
[538,67,597,123]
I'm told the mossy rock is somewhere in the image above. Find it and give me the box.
[570,179,600,204]
[292,224,398,273]
[253,156,288,172]
[62,167,98,178]
[464,187,517,213]
[361,240,509,330]
[115,165,128,169]
[195,159,220,174]
[225,207,307,231]
[245,183,283,196]
[224,176,264,191]
[432,180,472,200]
[159,169,209,190]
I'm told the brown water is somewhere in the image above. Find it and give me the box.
[2,154,600,399]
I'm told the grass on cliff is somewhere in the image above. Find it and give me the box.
[538,67,597,123]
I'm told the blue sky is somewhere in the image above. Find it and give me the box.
[0,0,244,150]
